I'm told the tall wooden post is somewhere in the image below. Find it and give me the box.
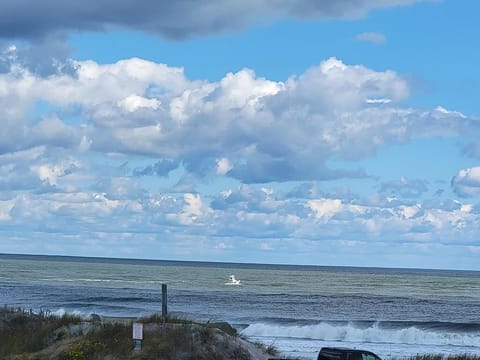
[162,284,167,329]
[162,284,167,319]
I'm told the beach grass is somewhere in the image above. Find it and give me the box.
[5,306,479,360]
[402,355,480,360]
[0,306,270,359]
[0,306,82,357]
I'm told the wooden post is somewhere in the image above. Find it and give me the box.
[162,284,167,319]
[162,284,167,330]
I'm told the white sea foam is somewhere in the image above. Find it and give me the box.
[51,308,90,318]
[241,322,480,347]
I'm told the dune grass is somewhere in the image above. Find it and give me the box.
[0,306,257,360]
[0,306,82,357]
[402,355,480,360]
[6,307,477,360]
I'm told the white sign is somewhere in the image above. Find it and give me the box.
[132,322,143,340]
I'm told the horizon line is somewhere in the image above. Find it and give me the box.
[0,252,478,273]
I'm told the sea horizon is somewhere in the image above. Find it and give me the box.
[2,252,480,274]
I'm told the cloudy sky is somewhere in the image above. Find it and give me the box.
[1,0,479,270]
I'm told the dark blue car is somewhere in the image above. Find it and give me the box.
[318,347,382,360]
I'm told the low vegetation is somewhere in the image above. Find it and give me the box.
[0,306,274,360]
[5,307,477,360]
[402,356,480,360]
[0,306,82,357]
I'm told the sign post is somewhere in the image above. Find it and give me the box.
[132,322,143,351]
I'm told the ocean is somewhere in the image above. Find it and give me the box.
[1,254,480,359]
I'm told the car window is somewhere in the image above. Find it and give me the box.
[320,351,343,360]
[318,355,331,360]
[362,353,381,360]
[349,352,363,360]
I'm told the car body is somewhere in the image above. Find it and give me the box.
[317,347,382,360]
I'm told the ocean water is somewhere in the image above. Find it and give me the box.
[1,254,480,359]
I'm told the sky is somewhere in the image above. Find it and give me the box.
[1,0,480,270]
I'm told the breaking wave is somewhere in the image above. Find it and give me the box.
[241,321,480,347]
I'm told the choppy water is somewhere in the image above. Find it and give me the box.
[1,254,480,359]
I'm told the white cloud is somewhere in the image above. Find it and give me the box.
[78,136,92,152]
[216,158,233,175]
[308,199,343,220]
[29,116,78,148]
[218,69,283,108]
[166,193,212,225]
[400,204,421,219]
[32,157,83,186]
[1,56,477,186]
[366,98,392,104]
[35,164,65,186]
[434,106,466,119]
[0,200,14,221]
[0,171,479,268]
[452,167,480,197]
[1,54,480,268]
[292,57,409,109]
[118,95,160,112]
[183,193,203,217]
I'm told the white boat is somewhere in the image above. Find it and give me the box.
[225,275,241,285]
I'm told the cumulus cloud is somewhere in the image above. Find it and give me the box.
[356,32,386,44]
[165,193,211,225]
[211,185,292,215]
[0,147,88,193]
[452,167,480,197]
[1,56,477,185]
[288,191,477,247]
[308,198,343,220]
[0,1,423,41]
[216,158,233,175]
[0,55,478,264]
[118,95,161,112]
[1,162,479,266]
[34,161,79,186]
[1,5,478,266]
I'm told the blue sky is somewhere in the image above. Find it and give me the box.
[1,0,480,270]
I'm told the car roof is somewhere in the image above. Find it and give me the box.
[320,347,377,354]
[321,347,365,351]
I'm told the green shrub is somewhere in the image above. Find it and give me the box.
[61,340,105,360]
[401,355,480,360]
